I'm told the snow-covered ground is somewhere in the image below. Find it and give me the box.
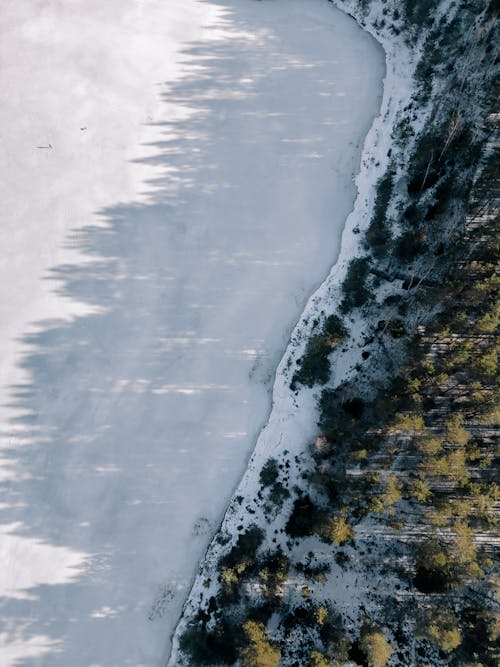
[0,1,383,664]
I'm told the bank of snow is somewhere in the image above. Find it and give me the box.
[0,1,383,665]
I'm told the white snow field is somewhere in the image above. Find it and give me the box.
[0,0,384,664]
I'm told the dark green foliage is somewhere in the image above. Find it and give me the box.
[282,604,317,631]
[406,123,448,196]
[403,0,438,29]
[457,605,500,667]
[323,314,349,342]
[296,559,331,581]
[365,169,394,257]
[377,318,406,338]
[318,387,350,443]
[247,602,275,625]
[258,550,290,600]
[340,257,372,313]
[268,481,290,507]
[179,617,240,665]
[219,524,264,570]
[342,397,365,420]
[291,314,348,390]
[318,384,374,443]
[393,227,426,260]
[415,29,442,102]
[291,334,332,389]
[260,458,279,487]
[285,496,322,538]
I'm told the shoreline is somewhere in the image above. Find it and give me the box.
[166,1,417,663]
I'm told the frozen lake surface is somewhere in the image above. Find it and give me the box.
[0,0,384,664]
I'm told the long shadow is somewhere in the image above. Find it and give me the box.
[0,1,383,664]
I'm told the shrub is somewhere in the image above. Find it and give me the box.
[365,169,394,257]
[268,481,290,508]
[260,458,279,487]
[420,609,462,653]
[296,559,331,582]
[291,334,333,389]
[393,228,426,260]
[179,618,239,665]
[309,650,329,667]
[340,257,372,313]
[219,525,264,589]
[342,397,365,420]
[285,496,321,538]
[402,0,438,29]
[257,551,289,600]
[323,314,348,343]
[318,515,354,545]
[239,621,281,667]
[359,624,393,667]
[291,314,347,389]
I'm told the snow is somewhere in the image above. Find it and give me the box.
[0,1,383,664]
[169,1,421,661]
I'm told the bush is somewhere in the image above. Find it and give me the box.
[291,334,333,389]
[393,228,426,260]
[239,621,281,667]
[403,0,438,28]
[318,515,354,545]
[285,496,321,538]
[342,397,365,420]
[365,169,394,257]
[419,609,462,653]
[260,458,279,487]
[323,314,349,342]
[291,314,347,390]
[268,481,290,508]
[179,618,239,665]
[218,525,265,594]
[296,559,331,582]
[340,257,372,313]
[309,650,329,667]
[359,624,393,667]
[257,551,289,600]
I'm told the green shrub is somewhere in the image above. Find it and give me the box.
[317,515,354,545]
[179,617,239,665]
[291,334,332,389]
[268,481,290,507]
[219,525,264,571]
[340,257,372,313]
[419,609,462,653]
[323,314,349,343]
[239,621,281,667]
[257,550,289,600]
[260,458,279,487]
[402,0,438,29]
[291,314,347,390]
[365,169,394,257]
[393,227,426,260]
[359,624,393,667]
[285,496,322,538]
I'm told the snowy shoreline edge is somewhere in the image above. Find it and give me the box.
[166,2,415,664]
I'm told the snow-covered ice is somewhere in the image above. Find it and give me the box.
[0,0,384,664]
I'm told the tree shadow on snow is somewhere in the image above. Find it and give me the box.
[0,1,382,664]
